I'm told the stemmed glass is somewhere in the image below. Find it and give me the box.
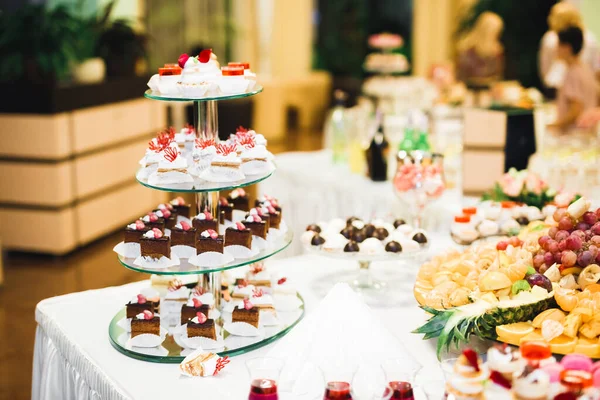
[393,151,445,229]
[380,358,422,400]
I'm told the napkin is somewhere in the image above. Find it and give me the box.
[267,283,417,388]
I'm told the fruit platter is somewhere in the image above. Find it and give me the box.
[414,197,600,358]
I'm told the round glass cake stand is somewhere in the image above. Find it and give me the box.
[144,86,263,102]
[306,246,430,307]
[136,169,274,193]
[119,230,293,275]
[108,293,304,363]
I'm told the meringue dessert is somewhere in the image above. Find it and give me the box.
[147,147,194,185]
[199,143,245,183]
[177,49,220,97]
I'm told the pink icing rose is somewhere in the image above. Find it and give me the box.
[499,173,524,197]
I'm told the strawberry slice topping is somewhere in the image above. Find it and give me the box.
[195,312,208,324]
[235,222,246,230]
[135,220,145,230]
[278,277,287,285]
[143,310,154,320]
[198,49,212,63]
[137,294,147,304]
[489,370,511,389]
[178,53,190,68]
[151,228,163,238]
[462,348,480,372]
[243,298,253,310]
[180,221,191,231]
[192,298,203,308]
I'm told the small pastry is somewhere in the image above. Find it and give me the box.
[147,147,194,185]
[140,228,171,259]
[385,241,402,253]
[228,188,249,211]
[512,365,550,400]
[360,237,384,254]
[218,197,233,223]
[224,222,252,249]
[170,196,191,219]
[200,143,245,183]
[218,65,249,94]
[373,227,389,240]
[501,219,521,235]
[343,241,360,252]
[477,220,499,236]
[191,138,217,175]
[177,50,220,97]
[186,311,217,340]
[192,211,218,233]
[412,232,428,245]
[301,230,316,245]
[131,310,160,338]
[322,234,348,252]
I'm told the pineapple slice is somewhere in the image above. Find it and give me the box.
[480,292,499,305]
[519,329,545,345]
[563,313,583,338]
[479,271,512,291]
[574,337,600,358]
[532,308,566,328]
[544,265,561,283]
[414,280,433,291]
[571,307,593,323]
[549,335,577,354]
[413,286,428,307]
[496,322,534,343]
[541,319,564,342]
[497,335,520,346]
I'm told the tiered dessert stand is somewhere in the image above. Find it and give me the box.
[108,86,303,363]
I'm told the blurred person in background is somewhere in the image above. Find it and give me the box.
[547,26,598,134]
[539,2,600,90]
[456,11,505,87]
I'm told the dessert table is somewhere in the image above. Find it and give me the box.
[260,150,463,256]
[32,250,454,400]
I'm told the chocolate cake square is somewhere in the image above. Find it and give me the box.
[140,236,171,259]
[187,318,217,340]
[244,220,268,239]
[126,302,153,319]
[219,198,234,223]
[124,226,147,243]
[131,317,160,338]
[232,306,260,328]
[180,304,210,324]
[142,216,165,232]
[171,226,197,247]
[170,198,191,218]
[196,233,225,254]
[225,226,252,249]
[228,190,249,211]
[192,217,218,233]
[267,210,282,229]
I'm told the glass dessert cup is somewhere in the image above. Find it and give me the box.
[381,358,423,400]
[393,151,446,230]
[321,363,357,400]
[247,357,285,400]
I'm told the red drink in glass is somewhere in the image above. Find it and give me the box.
[389,381,414,400]
[324,381,352,400]
[249,379,278,400]
[520,342,552,366]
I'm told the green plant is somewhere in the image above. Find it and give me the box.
[73,0,117,61]
[97,18,148,77]
[0,4,81,82]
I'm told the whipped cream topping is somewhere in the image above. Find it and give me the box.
[165,286,190,299]
[513,369,550,399]
[171,197,185,206]
[241,145,271,160]
[200,229,219,239]
[158,154,188,170]
[211,153,241,165]
[245,214,261,223]
[487,347,523,374]
[230,189,245,199]
[135,312,146,320]
[143,230,156,239]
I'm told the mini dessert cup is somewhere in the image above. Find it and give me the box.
[157,75,180,95]
[247,357,285,400]
[218,66,249,94]
[320,362,358,400]
[381,357,423,399]
[176,81,210,98]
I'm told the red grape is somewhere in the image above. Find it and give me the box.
[526,273,553,291]
[585,230,593,241]
[496,241,508,251]
[544,252,555,266]
[589,245,598,258]
[571,230,586,241]
[591,236,600,246]
[583,212,598,226]
[578,251,594,267]
[509,237,522,247]
[548,240,559,254]
[592,223,600,235]
[555,230,570,242]
[558,240,567,251]
[596,252,600,263]
[533,254,545,268]
[538,235,551,250]
[576,222,590,231]
[562,250,577,267]
[554,252,563,263]
[548,227,558,239]
[566,235,583,251]
[596,208,600,218]
[554,208,567,222]
[558,217,574,231]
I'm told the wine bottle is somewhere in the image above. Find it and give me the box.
[366,120,389,181]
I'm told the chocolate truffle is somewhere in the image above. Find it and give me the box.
[310,234,326,246]
[340,226,355,239]
[385,241,403,253]
[363,224,376,237]
[352,230,367,243]
[412,232,428,245]
[373,227,389,240]
[343,241,360,252]
[516,216,529,226]
[346,217,360,226]
[393,219,406,228]
[306,224,321,233]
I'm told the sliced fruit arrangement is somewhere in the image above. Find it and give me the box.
[415,197,600,357]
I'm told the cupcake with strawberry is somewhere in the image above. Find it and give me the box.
[177,50,221,98]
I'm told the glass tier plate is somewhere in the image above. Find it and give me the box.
[303,243,429,262]
[108,293,304,363]
[119,230,293,275]
[144,86,263,102]
[136,169,274,193]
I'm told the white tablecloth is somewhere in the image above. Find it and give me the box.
[32,254,450,400]
[260,150,463,256]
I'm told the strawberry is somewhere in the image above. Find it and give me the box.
[278,277,287,285]
[195,312,208,324]
[204,211,213,220]
[237,279,248,288]
[198,49,212,63]
[243,298,253,310]
[462,348,480,372]
[178,53,189,68]
[152,228,163,238]
[489,370,511,389]
[206,229,218,239]
[236,222,246,230]
[180,221,191,231]
[192,298,202,308]
[148,213,158,222]
[162,209,171,219]
[137,294,147,304]
[135,220,145,230]
[143,310,154,320]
